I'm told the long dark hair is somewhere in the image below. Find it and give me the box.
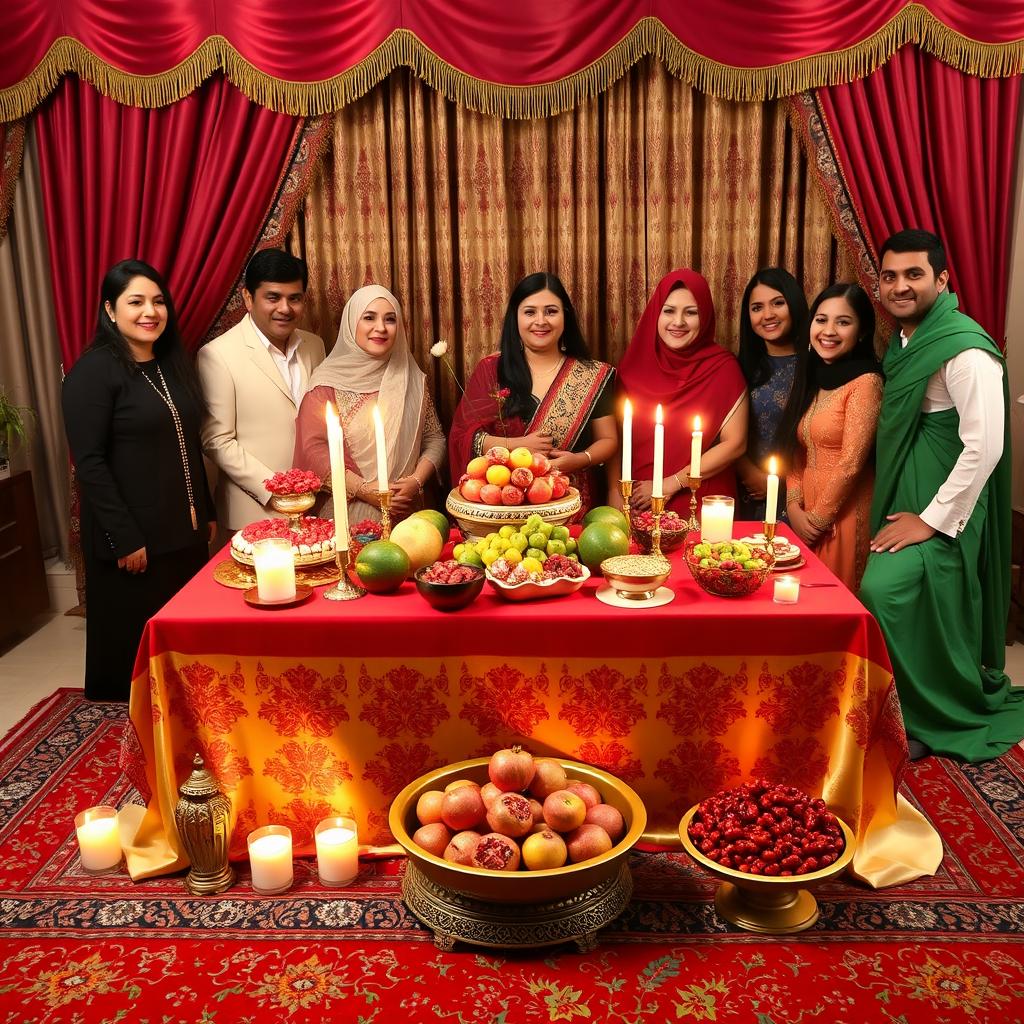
[775,282,877,461]
[737,268,808,389]
[497,272,591,421]
[89,259,205,410]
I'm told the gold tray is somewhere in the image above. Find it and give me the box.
[213,559,341,590]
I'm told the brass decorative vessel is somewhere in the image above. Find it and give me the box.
[679,805,855,933]
[268,490,317,532]
[173,754,235,895]
[445,487,581,540]
[389,757,646,950]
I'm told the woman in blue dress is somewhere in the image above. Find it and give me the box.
[736,268,808,522]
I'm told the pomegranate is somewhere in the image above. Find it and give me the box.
[480,782,503,810]
[565,781,602,810]
[585,803,625,841]
[521,829,568,870]
[528,797,546,832]
[486,792,534,838]
[416,789,446,825]
[412,822,451,857]
[565,822,613,863]
[441,785,486,831]
[444,778,480,794]
[488,745,536,793]
[443,830,481,865]
[529,758,568,800]
[472,832,521,871]
[485,445,511,466]
[542,790,588,833]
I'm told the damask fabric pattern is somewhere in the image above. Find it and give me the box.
[2,691,1024,1021]
[290,61,854,425]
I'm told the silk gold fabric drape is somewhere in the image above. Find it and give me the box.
[289,61,854,424]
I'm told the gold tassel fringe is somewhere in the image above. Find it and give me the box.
[2,6,1023,121]
[0,120,26,244]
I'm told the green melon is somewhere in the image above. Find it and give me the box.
[354,540,410,594]
[577,522,630,571]
[412,508,451,543]
[582,505,629,534]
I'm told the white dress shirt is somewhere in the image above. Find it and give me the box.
[251,316,304,406]
[900,330,1004,537]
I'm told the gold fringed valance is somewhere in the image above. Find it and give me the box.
[1,8,1023,122]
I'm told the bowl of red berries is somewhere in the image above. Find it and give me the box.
[679,778,855,934]
[414,560,487,611]
[630,509,688,553]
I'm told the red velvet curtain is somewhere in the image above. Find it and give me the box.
[34,75,301,366]
[816,48,1021,344]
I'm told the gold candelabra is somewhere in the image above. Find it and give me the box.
[323,548,367,601]
[684,475,702,533]
[762,519,777,570]
[378,490,392,540]
[650,494,666,558]
[619,479,634,536]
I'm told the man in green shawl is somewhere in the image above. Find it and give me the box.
[860,229,1024,762]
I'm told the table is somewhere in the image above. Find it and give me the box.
[122,527,942,887]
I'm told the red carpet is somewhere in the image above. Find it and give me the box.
[2,689,1023,1022]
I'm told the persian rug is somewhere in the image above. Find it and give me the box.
[1,689,1023,1023]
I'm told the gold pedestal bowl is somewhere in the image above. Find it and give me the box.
[445,487,581,540]
[389,757,647,951]
[679,806,855,933]
[600,554,672,601]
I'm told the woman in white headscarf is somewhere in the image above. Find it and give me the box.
[294,285,446,523]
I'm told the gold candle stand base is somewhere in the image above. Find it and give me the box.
[650,494,666,558]
[619,479,634,536]
[323,549,367,601]
[378,490,392,539]
[684,475,701,533]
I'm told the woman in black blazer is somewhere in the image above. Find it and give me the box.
[62,260,216,700]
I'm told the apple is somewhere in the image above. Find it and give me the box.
[466,456,490,479]
[460,478,484,502]
[480,483,503,505]
[501,485,525,505]
[485,446,511,466]
[509,447,533,469]
[527,476,554,504]
[530,453,550,476]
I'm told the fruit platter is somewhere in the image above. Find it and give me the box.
[684,538,773,597]
[230,516,337,567]
[389,746,646,950]
[486,555,590,601]
[679,778,855,933]
[447,445,580,537]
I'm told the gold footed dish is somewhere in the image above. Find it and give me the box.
[678,806,855,934]
[269,490,317,532]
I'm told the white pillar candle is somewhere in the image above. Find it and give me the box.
[325,401,350,549]
[765,456,779,525]
[621,398,632,481]
[773,575,800,604]
[74,805,122,873]
[247,825,293,894]
[652,404,664,499]
[701,495,734,543]
[690,415,702,478]
[252,537,296,602]
[372,404,389,492]
[315,816,359,886]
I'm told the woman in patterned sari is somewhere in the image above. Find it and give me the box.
[617,268,748,516]
[448,273,616,516]
[294,285,446,525]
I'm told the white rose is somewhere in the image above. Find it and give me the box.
[430,340,448,358]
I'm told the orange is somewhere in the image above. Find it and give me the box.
[485,464,512,487]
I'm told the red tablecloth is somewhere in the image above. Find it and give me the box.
[122,525,942,887]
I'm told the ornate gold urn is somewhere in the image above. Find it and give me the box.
[174,754,235,895]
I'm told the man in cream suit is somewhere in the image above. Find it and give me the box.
[197,249,325,531]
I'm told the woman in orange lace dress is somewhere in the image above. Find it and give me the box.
[777,283,882,590]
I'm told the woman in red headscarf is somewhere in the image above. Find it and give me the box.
[617,268,748,514]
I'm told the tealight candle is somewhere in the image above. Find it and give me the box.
[701,495,734,543]
[315,816,359,887]
[74,805,122,873]
[252,537,296,602]
[247,825,293,895]
[773,575,800,604]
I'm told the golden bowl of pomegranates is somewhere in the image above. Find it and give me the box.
[389,750,647,905]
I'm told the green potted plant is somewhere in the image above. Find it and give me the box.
[0,386,35,479]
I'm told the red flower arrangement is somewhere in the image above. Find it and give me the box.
[241,517,334,545]
[264,469,323,496]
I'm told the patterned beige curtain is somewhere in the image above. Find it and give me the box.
[290,58,855,425]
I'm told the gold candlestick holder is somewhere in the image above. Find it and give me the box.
[323,548,367,601]
[650,494,666,558]
[378,490,392,540]
[684,475,702,533]
[619,479,634,536]
[762,519,777,570]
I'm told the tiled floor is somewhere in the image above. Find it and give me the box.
[2,565,1024,741]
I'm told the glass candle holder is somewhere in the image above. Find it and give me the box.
[315,816,359,887]
[74,805,123,874]
[247,824,293,895]
[773,575,800,604]
[252,537,296,602]
[700,495,734,543]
